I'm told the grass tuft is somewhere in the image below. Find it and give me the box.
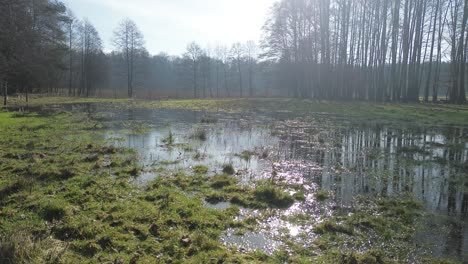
[222,164,235,175]
[253,183,295,209]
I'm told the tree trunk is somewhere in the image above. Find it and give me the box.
[449,1,460,103]
[425,0,440,103]
[193,62,197,98]
[391,0,401,101]
[69,21,73,96]
[223,64,229,97]
[249,60,254,97]
[408,0,424,102]
[378,0,389,101]
[456,0,468,104]
[3,80,7,107]
[433,4,448,103]
[399,0,411,102]
[238,58,243,97]
[25,86,29,112]
[216,61,220,98]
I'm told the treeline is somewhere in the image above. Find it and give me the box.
[106,41,272,99]
[262,0,468,103]
[0,0,467,104]
[0,0,271,102]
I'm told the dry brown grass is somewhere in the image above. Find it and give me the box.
[0,230,67,264]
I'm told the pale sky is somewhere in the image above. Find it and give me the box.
[62,0,275,55]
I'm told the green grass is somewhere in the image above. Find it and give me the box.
[162,130,175,145]
[0,109,267,263]
[0,116,308,263]
[315,189,330,201]
[193,165,209,174]
[144,98,468,126]
[7,97,468,126]
[253,183,295,209]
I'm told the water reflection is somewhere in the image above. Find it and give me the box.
[96,107,467,261]
[276,121,467,260]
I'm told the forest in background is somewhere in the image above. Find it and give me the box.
[0,0,467,104]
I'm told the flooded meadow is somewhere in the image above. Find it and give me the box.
[1,102,467,263]
[75,104,467,262]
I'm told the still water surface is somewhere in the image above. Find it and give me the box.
[62,104,467,261]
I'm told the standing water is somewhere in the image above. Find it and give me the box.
[62,104,467,261]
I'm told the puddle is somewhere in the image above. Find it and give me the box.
[222,230,281,254]
[205,201,233,210]
[52,104,467,261]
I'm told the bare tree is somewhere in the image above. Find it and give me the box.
[261,0,467,103]
[453,0,468,104]
[245,41,258,97]
[113,18,145,98]
[231,43,244,97]
[77,19,103,97]
[214,45,223,98]
[185,42,204,98]
[65,10,76,96]
[219,45,230,97]
[424,0,441,102]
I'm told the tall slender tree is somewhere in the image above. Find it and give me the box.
[231,43,244,97]
[113,19,145,98]
[185,42,204,98]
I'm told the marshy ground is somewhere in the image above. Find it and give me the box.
[0,98,467,263]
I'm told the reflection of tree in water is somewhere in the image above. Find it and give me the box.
[291,126,466,213]
[278,124,467,260]
[444,218,465,260]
